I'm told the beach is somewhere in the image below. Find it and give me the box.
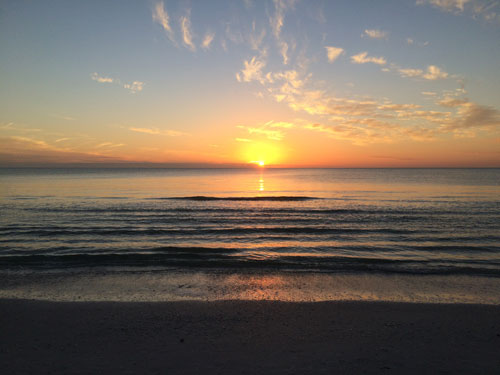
[2,299,500,374]
[1,168,499,373]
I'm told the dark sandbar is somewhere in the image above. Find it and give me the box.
[1,299,499,374]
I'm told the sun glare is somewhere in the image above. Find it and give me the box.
[241,142,282,167]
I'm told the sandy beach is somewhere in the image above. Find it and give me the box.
[1,299,499,374]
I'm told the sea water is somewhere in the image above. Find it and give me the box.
[1,168,499,303]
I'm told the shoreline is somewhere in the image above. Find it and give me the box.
[2,298,500,374]
[2,269,500,305]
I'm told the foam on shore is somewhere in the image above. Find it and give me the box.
[1,269,500,304]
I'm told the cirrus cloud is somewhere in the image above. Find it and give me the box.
[350,52,387,65]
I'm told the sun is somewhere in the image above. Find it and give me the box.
[249,160,265,167]
[241,141,283,167]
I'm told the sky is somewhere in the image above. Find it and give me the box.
[1,0,500,167]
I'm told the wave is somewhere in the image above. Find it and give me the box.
[151,196,321,201]
[0,226,425,237]
[1,251,499,276]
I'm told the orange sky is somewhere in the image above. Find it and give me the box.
[1,0,499,167]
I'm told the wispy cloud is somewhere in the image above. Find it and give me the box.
[416,0,470,13]
[350,52,387,65]
[398,65,448,80]
[235,138,251,142]
[129,127,187,136]
[325,46,344,63]
[422,65,449,80]
[202,31,215,50]
[362,29,388,39]
[436,97,500,132]
[416,0,499,22]
[407,37,429,46]
[279,41,289,64]
[95,142,125,149]
[91,73,144,93]
[180,10,196,51]
[236,55,267,84]
[269,0,296,65]
[270,0,295,39]
[228,2,498,149]
[152,1,176,44]
[0,122,15,130]
[0,136,124,164]
[123,81,144,93]
[91,72,113,83]
[237,120,292,141]
[0,122,41,133]
[249,21,266,50]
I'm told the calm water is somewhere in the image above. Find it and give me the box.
[1,168,499,277]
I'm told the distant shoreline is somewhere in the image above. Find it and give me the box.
[1,164,500,169]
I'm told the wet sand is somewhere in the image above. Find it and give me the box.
[1,299,500,374]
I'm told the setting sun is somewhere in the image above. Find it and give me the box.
[240,142,283,167]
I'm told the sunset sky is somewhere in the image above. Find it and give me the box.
[1,0,499,167]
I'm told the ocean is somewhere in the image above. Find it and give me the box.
[1,168,499,303]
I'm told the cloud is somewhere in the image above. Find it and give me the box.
[91,73,144,93]
[269,0,296,65]
[363,29,388,39]
[129,127,187,136]
[237,121,293,141]
[398,68,424,78]
[325,46,344,63]
[280,41,289,64]
[416,0,470,13]
[95,142,125,149]
[123,81,144,93]
[0,136,124,165]
[235,138,251,142]
[202,31,215,50]
[230,17,497,149]
[416,0,499,21]
[266,120,294,128]
[378,103,422,111]
[437,99,500,131]
[398,65,448,80]
[249,21,266,50]
[437,97,469,107]
[180,10,195,51]
[423,65,449,80]
[0,122,41,133]
[270,0,296,39]
[350,52,386,65]
[91,72,113,83]
[407,37,429,46]
[152,1,176,44]
[236,55,267,83]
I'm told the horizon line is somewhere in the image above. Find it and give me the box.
[0,162,498,169]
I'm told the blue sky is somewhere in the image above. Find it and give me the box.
[1,0,499,166]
